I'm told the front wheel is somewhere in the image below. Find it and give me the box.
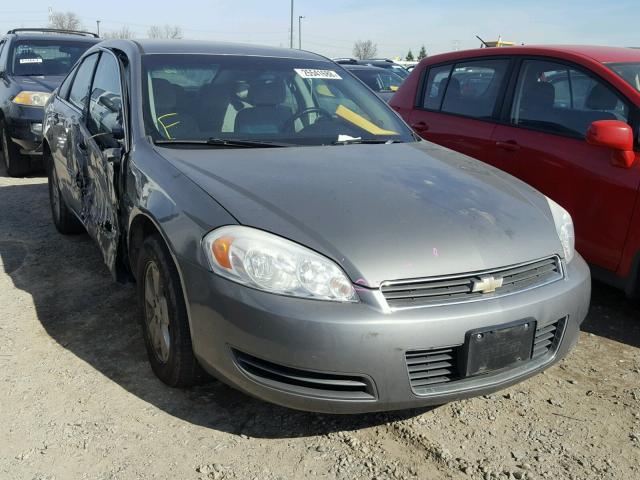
[1,120,31,177]
[137,233,208,387]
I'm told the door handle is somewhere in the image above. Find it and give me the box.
[495,140,520,152]
[410,121,429,132]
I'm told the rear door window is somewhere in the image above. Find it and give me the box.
[68,53,98,111]
[421,64,452,110]
[511,59,629,138]
[440,59,510,119]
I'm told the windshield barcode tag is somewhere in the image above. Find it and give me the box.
[294,69,342,80]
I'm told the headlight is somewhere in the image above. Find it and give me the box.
[202,226,358,302]
[546,197,575,263]
[12,91,51,107]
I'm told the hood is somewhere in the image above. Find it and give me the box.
[159,141,562,288]
[12,75,65,93]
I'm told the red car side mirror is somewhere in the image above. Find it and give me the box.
[586,120,636,168]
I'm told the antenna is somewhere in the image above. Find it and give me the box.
[476,35,490,48]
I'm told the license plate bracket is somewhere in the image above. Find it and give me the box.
[463,320,536,377]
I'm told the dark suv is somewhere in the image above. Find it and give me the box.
[0,28,99,176]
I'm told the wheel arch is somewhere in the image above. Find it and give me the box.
[127,210,196,333]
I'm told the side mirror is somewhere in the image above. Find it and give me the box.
[586,120,636,168]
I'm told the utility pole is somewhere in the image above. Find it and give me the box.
[96,20,101,37]
[298,16,304,50]
[289,0,294,49]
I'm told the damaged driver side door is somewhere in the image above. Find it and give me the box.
[80,50,126,276]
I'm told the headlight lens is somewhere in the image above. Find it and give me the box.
[546,197,575,263]
[202,226,358,302]
[12,91,51,107]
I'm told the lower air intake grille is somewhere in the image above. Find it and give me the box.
[233,350,376,400]
[381,256,562,309]
[532,318,566,359]
[405,347,460,391]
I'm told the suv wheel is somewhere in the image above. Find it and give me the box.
[137,233,208,387]
[47,158,84,234]
[1,120,31,177]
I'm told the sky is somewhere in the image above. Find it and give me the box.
[1,1,639,59]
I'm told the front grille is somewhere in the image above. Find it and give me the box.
[233,350,376,400]
[381,256,562,309]
[406,317,567,394]
[532,317,566,359]
[405,347,460,390]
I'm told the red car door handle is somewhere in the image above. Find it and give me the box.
[411,121,429,132]
[495,140,520,152]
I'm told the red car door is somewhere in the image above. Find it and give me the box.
[407,58,511,165]
[489,58,640,271]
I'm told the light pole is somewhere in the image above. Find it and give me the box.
[289,0,294,49]
[298,16,304,50]
[96,20,101,37]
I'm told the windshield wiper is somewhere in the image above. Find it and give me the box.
[153,138,292,148]
[332,138,403,145]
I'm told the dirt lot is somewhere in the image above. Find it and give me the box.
[0,158,639,480]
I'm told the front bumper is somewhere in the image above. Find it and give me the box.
[180,254,591,414]
[5,104,45,155]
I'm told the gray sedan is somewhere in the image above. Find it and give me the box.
[43,40,591,414]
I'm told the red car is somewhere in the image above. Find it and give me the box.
[390,45,640,298]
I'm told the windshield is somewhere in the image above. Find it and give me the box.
[608,62,640,92]
[142,54,414,146]
[9,40,96,76]
[350,69,403,93]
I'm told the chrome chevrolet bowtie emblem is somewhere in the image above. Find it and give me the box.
[472,275,504,294]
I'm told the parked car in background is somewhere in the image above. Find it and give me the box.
[391,45,640,298]
[0,28,100,176]
[43,40,590,413]
[334,57,410,79]
[342,64,404,101]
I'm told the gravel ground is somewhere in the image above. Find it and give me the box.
[1,158,639,480]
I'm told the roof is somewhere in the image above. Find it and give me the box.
[129,39,327,61]
[342,64,389,71]
[423,45,640,65]
[5,28,99,41]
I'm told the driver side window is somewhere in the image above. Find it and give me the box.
[88,52,123,147]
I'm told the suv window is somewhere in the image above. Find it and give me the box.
[88,52,123,144]
[441,59,509,119]
[511,59,629,138]
[68,53,98,111]
[9,40,95,76]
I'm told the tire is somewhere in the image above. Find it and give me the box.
[1,120,31,177]
[47,157,84,234]
[137,233,208,387]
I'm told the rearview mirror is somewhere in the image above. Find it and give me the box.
[586,120,636,168]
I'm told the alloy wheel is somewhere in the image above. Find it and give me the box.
[144,260,171,363]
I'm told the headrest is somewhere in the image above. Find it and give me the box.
[586,83,618,110]
[152,78,176,111]
[248,79,286,106]
[522,82,555,109]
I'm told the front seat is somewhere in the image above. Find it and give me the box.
[519,81,555,122]
[234,79,291,135]
[152,78,198,139]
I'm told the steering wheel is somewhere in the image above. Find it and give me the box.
[282,107,333,132]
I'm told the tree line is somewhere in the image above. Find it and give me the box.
[353,40,427,62]
[48,11,183,39]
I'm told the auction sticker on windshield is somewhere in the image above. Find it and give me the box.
[294,68,342,80]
